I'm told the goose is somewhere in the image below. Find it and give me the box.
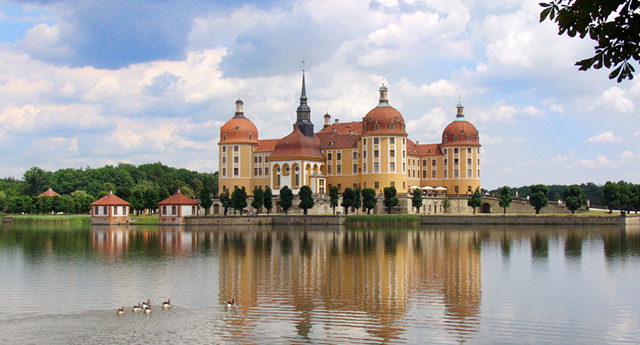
[132,303,143,312]
[162,299,172,308]
[117,306,126,315]
[141,298,151,309]
[226,298,236,308]
[143,306,152,314]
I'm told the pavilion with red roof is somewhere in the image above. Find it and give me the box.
[37,188,60,197]
[158,190,200,225]
[91,191,131,225]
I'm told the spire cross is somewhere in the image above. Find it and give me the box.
[302,60,305,71]
[382,76,386,86]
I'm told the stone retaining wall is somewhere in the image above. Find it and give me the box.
[186,215,344,226]
[420,215,629,226]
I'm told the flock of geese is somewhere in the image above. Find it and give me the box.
[116,298,237,315]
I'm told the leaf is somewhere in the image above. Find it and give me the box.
[609,65,622,79]
[540,7,552,22]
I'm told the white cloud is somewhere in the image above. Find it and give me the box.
[576,155,612,169]
[521,106,547,117]
[496,167,513,175]
[30,137,78,153]
[595,87,635,113]
[618,150,636,160]
[549,104,565,113]
[476,101,518,122]
[551,154,568,163]
[583,131,623,144]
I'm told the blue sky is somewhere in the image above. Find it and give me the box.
[0,0,638,190]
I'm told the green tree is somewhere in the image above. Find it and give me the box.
[130,189,145,215]
[618,180,630,214]
[263,186,273,215]
[23,166,52,196]
[383,186,399,214]
[362,188,377,214]
[442,198,451,213]
[467,187,482,214]
[252,187,264,213]
[8,196,25,214]
[539,0,640,82]
[115,186,132,202]
[628,184,640,213]
[71,190,94,214]
[34,196,50,215]
[341,188,355,215]
[280,186,294,215]
[353,188,362,214]
[231,187,248,215]
[144,188,159,214]
[298,186,314,215]
[562,184,587,214]
[411,188,423,214]
[602,181,620,214]
[219,190,231,216]
[329,186,339,215]
[530,184,549,214]
[200,186,213,215]
[499,186,513,214]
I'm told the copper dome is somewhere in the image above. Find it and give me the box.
[362,85,407,136]
[219,99,258,144]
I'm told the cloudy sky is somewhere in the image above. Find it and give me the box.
[0,0,638,190]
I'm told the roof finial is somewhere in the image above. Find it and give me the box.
[238,91,241,100]
[382,76,386,86]
[302,60,305,72]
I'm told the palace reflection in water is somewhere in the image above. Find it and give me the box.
[2,223,638,344]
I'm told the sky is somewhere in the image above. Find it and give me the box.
[0,0,638,190]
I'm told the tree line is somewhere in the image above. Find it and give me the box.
[0,163,218,215]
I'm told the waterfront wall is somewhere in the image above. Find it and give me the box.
[186,215,344,226]
[420,215,628,226]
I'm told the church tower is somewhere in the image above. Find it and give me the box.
[293,69,315,136]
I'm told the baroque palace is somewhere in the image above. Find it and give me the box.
[218,71,480,197]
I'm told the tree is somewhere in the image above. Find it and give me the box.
[231,187,248,215]
[329,186,339,215]
[71,190,94,214]
[264,187,273,215]
[23,166,52,197]
[130,189,145,215]
[251,187,264,214]
[468,187,482,214]
[562,184,587,214]
[362,188,377,214]
[628,184,640,213]
[298,186,314,215]
[103,182,116,193]
[341,188,355,215]
[442,198,451,213]
[618,180,630,214]
[529,184,549,214]
[353,188,362,214]
[280,186,293,215]
[219,190,231,216]
[200,186,213,215]
[499,186,513,214]
[383,186,399,214]
[144,188,159,214]
[602,181,620,214]
[411,188,423,214]
[115,186,132,202]
[540,0,639,82]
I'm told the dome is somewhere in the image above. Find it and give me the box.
[441,102,480,146]
[219,99,259,144]
[269,126,324,160]
[361,85,407,136]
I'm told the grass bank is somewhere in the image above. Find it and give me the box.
[10,214,92,225]
[346,214,422,226]
[131,214,159,225]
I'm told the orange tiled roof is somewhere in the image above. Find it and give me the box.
[91,192,130,206]
[318,121,363,136]
[38,188,60,197]
[407,139,442,156]
[255,139,280,153]
[158,191,199,205]
[317,131,360,149]
[268,126,324,160]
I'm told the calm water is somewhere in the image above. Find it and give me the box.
[0,223,639,344]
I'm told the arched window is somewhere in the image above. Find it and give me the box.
[294,166,300,186]
[454,135,459,142]
[363,123,367,131]
[374,123,379,130]
[443,134,448,142]
[249,133,253,140]
[235,126,239,131]
[467,134,471,141]
[223,134,227,140]
[389,123,394,130]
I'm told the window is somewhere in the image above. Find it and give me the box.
[353,183,358,189]
[403,163,405,171]
[234,146,239,152]
[444,134,448,142]
[222,157,226,164]
[259,156,263,163]
[444,170,448,178]
[468,148,472,154]
[455,186,459,194]
[454,169,459,178]
[444,159,448,165]
[407,170,410,177]
[259,168,263,175]
[403,138,405,144]
[172,205,177,215]
[390,150,395,158]
[254,157,258,163]
[454,159,459,166]
[389,123,394,130]
[468,186,472,192]
[328,153,332,160]
[249,134,253,140]
[390,162,395,171]
[223,134,227,140]
[403,182,406,189]
[423,170,427,178]
[113,206,118,215]
[265,169,269,176]
[337,184,342,191]
[364,163,367,172]
[234,168,239,176]
[454,148,459,154]
[468,169,472,177]
[403,150,405,158]
[374,150,379,158]
[254,168,258,175]
[390,137,395,144]
[353,152,357,160]
[478,159,480,165]
[374,162,379,172]
[432,160,436,167]
[328,165,332,174]
[454,135,459,142]
[432,170,436,178]
[337,153,342,160]
[478,169,481,177]
[375,182,379,189]
[363,138,367,145]
[374,123,379,130]
[337,165,342,174]
[374,137,379,144]
[295,168,300,186]
[222,146,226,152]
[390,181,395,187]
[468,158,472,165]
[423,159,426,166]
[444,149,447,154]
[222,168,226,176]
[277,174,281,186]
[234,156,239,163]
[353,164,358,173]
[162,206,166,215]
[363,151,367,158]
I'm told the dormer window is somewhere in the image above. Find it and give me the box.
[466,135,470,141]
[249,134,253,140]
[461,129,465,134]
[235,126,239,131]
[389,123,394,130]
[333,128,336,133]
[223,134,227,140]
[395,116,399,122]
[369,116,373,122]
[444,134,448,142]
[454,135,459,142]
[374,123,379,130]
[363,123,367,131]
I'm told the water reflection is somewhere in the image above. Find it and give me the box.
[0,223,639,343]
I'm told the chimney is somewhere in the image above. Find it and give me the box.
[334,119,339,124]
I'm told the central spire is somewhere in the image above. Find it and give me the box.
[294,66,314,136]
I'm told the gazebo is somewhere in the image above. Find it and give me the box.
[91,191,131,225]
[37,188,60,197]
[158,190,200,225]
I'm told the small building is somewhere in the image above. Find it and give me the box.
[158,191,199,225]
[37,188,61,197]
[91,191,131,225]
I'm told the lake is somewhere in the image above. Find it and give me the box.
[0,223,638,344]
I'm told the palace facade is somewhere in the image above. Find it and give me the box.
[218,72,481,196]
